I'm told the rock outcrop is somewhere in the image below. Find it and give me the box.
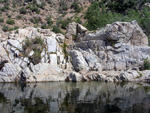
[68,21,150,82]
[0,21,150,83]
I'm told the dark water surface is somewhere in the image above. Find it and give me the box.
[0,82,150,113]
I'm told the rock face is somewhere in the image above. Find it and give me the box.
[0,21,150,83]
[68,21,150,82]
[0,27,67,82]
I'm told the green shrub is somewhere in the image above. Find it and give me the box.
[100,0,149,13]
[0,0,9,3]
[30,17,41,24]
[2,25,9,32]
[16,15,22,20]
[0,4,9,12]
[144,58,150,70]
[46,16,53,26]
[61,43,68,61]
[37,2,45,9]
[58,19,71,29]
[84,1,150,33]
[52,26,62,33]
[59,1,68,12]
[19,7,27,14]
[74,16,82,24]
[27,4,40,14]
[23,37,45,65]
[41,24,49,29]
[0,18,4,23]
[71,2,81,13]
[6,18,15,25]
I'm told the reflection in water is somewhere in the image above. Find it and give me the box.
[0,82,149,113]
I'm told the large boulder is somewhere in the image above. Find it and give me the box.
[0,63,21,82]
[105,21,148,46]
[82,21,148,46]
[70,50,89,72]
[25,63,66,82]
[0,44,9,62]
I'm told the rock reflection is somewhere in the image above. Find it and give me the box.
[0,82,149,113]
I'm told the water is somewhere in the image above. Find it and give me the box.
[0,82,149,113]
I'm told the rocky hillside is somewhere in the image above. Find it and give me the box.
[0,0,92,33]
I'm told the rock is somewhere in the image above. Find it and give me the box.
[82,51,102,71]
[49,54,57,66]
[145,3,150,7]
[66,22,77,37]
[138,70,150,82]
[1,63,21,76]
[66,72,84,82]
[0,44,9,62]
[7,39,22,50]
[26,63,65,82]
[0,63,21,82]
[77,24,88,33]
[36,0,42,5]
[117,70,139,82]
[70,50,89,72]
[105,21,148,46]
[28,50,34,57]
[56,34,65,43]
[46,37,57,53]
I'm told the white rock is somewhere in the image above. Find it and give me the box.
[49,54,57,66]
[70,50,89,72]
[46,37,57,53]
[7,39,22,50]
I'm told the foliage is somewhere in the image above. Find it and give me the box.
[144,58,150,70]
[59,1,68,12]
[85,0,150,37]
[58,18,71,29]
[61,43,68,61]
[52,26,62,34]
[100,0,149,13]
[71,2,82,13]
[0,4,9,12]
[19,7,27,14]
[30,17,41,24]
[27,4,40,14]
[23,37,45,65]
[2,25,8,32]
[0,18,4,23]
[6,18,15,25]
[46,16,53,26]
[74,16,82,24]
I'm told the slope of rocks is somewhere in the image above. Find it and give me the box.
[0,20,150,83]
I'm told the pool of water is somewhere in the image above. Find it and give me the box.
[0,82,149,113]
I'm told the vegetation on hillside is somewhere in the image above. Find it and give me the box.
[84,0,150,42]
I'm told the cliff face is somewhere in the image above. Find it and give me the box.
[0,20,150,83]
